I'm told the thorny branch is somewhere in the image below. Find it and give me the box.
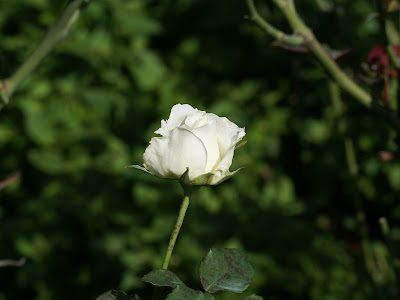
[245,0,400,139]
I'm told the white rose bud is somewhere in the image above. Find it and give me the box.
[130,104,245,186]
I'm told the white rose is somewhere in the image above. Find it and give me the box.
[137,104,245,185]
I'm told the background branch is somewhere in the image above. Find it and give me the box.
[379,217,400,291]
[245,0,304,46]
[0,172,21,191]
[0,0,91,110]
[245,0,372,107]
[0,258,26,268]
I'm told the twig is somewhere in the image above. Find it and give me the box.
[0,172,21,191]
[0,0,91,109]
[379,217,400,290]
[0,257,26,268]
[245,0,303,46]
[245,0,372,107]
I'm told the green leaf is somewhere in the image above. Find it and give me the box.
[241,295,264,300]
[96,290,136,300]
[199,248,254,293]
[141,269,183,288]
[166,285,214,300]
[129,51,167,91]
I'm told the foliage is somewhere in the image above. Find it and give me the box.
[97,290,141,300]
[139,248,259,299]
[0,0,399,300]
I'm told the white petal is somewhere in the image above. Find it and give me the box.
[191,120,219,172]
[155,104,199,136]
[143,104,245,184]
[155,120,169,136]
[215,117,245,156]
[166,127,208,180]
[143,136,171,178]
[184,111,207,128]
[214,144,235,173]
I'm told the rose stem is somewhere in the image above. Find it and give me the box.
[162,193,190,269]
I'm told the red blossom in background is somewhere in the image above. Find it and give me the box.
[366,44,399,103]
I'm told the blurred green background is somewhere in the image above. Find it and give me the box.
[1,0,399,299]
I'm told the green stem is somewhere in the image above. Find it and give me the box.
[280,0,371,107]
[311,41,372,107]
[245,0,303,45]
[273,0,311,35]
[0,0,90,107]
[161,193,190,270]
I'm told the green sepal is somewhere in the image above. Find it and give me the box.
[235,140,247,149]
[213,167,244,185]
[179,167,244,188]
[124,165,153,175]
[179,168,201,195]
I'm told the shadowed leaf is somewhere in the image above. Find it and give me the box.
[142,269,183,288]
[199,248,254,294]
[241,295,264,300]
[166,285,214,300]
[96,290,136,300]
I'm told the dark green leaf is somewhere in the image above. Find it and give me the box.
[166,285,214,300]
[142,269,183,288]
[199,248,254,293]
[96,290,133,300]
